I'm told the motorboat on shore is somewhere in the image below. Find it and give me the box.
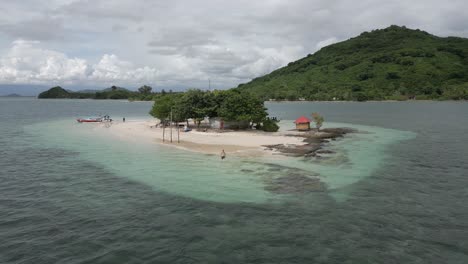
[77,117,103,123]
[77,114,113,123]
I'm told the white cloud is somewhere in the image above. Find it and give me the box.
[316,37,339,50]
[0,39,303,89]
[232,46,304,79]
[90,54,159,85]
[0,0,468,91]
[37,56,88,82]
[0,40,160,86]
[0,40,89,84]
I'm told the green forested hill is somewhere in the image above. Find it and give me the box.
[236,25,468,101]
[37,86,154,100]
[38,86,71,98]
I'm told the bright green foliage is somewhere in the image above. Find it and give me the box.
[260,119,280,132]
[96,89,132,99]
[311,112,324,131]
[442,83,468,100]
[174,89,217,125]
[149,94,180,120]
[236,25,468,101]
[217,90,267,123]
[149,90,269,128]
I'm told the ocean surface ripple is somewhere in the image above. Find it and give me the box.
[1,98,468,263]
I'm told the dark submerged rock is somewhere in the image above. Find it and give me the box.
[264,127,357,158]
[316,149,335,154]
[264,174,326,194]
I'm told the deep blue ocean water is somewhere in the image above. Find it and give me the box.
[1,98,467,263]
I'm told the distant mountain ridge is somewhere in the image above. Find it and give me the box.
[37,85,165,100]
[0,84,49,96]
[2,93,22,97]
[102,86,130,92]
[236,25,468,100]
[75,89,99,93]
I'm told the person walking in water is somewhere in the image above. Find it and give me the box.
[123,117,126,122]
[220,149,226,160]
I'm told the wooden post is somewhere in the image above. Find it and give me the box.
[177,121,180,143]
[170,110,173,143]
[162,119,165,142]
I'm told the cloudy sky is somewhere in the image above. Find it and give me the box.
[0,0,467,94]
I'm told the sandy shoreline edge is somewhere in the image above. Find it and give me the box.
[95,119,307,157]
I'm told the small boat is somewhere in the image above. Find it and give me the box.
[77,117,103,123]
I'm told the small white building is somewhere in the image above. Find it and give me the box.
[209,117,249,129]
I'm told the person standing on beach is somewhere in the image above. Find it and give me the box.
[221,149,226,160]
[123,117,126,122]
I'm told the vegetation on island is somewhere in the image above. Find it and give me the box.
[37,86,72,98]
[311,113,324,131]
[261,118,280,132]
[236,25,468,101]
[149,89,278,131]
[37,85,175,100]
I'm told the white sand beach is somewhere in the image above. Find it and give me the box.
[93,119,306,156]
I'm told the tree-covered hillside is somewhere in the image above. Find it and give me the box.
[236,25,468,101]
[38,86,71,98]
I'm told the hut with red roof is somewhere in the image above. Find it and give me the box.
[294,116,311,131]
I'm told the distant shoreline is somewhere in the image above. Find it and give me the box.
[0,95,36,98]
[3,96,465,102]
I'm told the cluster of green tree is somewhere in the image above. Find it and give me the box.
[38,85,176,100]
[149,89,278,132]
[128,87,176,101]
[235,25,468,101]
[92,86,134,99]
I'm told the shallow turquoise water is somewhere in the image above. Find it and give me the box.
[25,119,415,204]
[272,122,417,200]
[1,98,468,263]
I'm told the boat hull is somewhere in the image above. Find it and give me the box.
[77,118,102,123]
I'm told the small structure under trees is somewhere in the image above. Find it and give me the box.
[209,118,249,130]
[149,89,276,132]
[294,116,311,131]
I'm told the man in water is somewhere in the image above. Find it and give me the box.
[221,149,226,160]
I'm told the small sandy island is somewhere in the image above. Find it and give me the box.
[93,119,355,157]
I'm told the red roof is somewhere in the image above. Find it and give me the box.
[294,116,311,124]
